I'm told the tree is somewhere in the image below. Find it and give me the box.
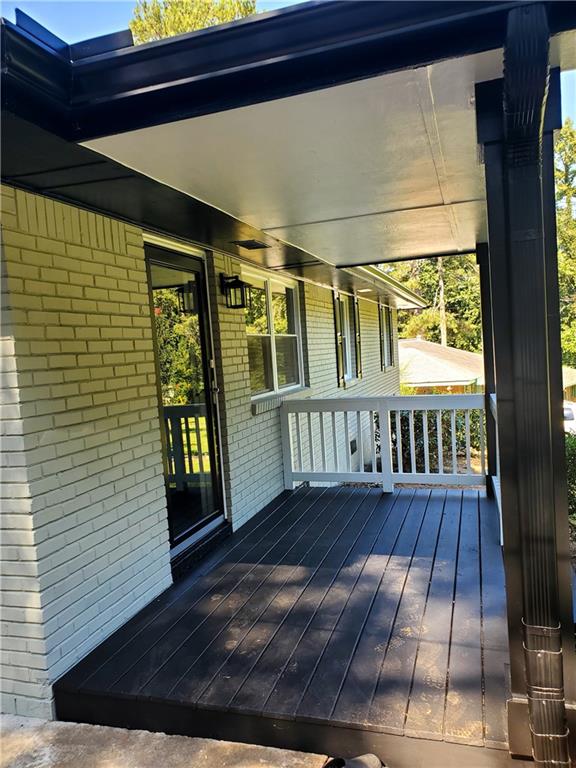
[130,0,257,44]
[555,117,576,367]
[153,289,203,404]
[387,254,482,352]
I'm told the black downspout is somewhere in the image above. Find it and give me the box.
[476,242,497,484]
[502,5,570,766]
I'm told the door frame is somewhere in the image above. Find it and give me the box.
[144,235,228,555]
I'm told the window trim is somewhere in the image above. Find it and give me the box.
[379,303,395,370]
[342,298,353,381]
[334,291,362,387]
[243,267,305,399]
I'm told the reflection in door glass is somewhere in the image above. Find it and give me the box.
[150,262,218,546]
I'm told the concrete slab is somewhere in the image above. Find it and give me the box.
[0,716,328,768]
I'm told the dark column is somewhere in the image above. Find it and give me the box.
[476,242,497,481]
[476,6,573,765]
[481,138,527,719]
[542,131,576,707]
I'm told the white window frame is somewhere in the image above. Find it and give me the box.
[340,296,354,381]
[243,267,305,399]
[379,303,394,369]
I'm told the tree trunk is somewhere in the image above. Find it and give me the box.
[438,257,448,345]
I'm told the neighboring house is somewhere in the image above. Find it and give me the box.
[563,365,576,400]
[1,4,575,768]
[399,337,576,399]
[399,338,485,393]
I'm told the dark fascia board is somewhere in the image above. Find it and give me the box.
[1,111,421,308]
[2,1,576,142]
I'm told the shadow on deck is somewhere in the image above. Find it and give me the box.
[54,486,522,768]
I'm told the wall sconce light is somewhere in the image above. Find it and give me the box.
[220,274,249,309]
[177,281,197,315]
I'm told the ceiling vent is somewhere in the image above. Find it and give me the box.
[231,239,270,250]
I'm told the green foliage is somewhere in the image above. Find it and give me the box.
[555,118,576,367]
[566,433,576,526]
[130,0,257,44]
[389,409,483,474]
[388,255,482,351]
[153,289,203,404]
[244,285,268,334]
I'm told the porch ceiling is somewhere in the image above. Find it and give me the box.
[83,27,575,269]
[3,1,574,280]
[85,50,498,267]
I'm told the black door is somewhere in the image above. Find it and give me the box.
[147,245,223,549]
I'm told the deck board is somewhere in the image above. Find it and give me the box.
[403,490,462,740]
[54,486,511,766]
[194,488,379,708]
[443,491,484,746]
[225,488,389,713]
[365,489,445,733]
[111,486,339,696]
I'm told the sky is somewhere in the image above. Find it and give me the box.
[1,0,575,120]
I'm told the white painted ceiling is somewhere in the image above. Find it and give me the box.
[86,49,505,267]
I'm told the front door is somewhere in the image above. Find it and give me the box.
[147,245,223,551]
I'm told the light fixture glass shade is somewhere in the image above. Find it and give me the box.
[220,274,248,309]
[177,281,196,314]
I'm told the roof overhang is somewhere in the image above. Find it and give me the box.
[1,2,574,305]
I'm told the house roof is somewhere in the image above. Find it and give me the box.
[399,338,485,388]
[399,339,576,392]
[1,3,574,301]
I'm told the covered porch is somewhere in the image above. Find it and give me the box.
[1,0,575,764]
[54,484,514,767]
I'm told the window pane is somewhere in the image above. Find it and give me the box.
[245,277,269,334]
[272,284,296,334]
[247,335,273,394]
[275,336,299,388]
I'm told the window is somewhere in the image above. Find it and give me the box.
[379,304,394,369]
[244,270,302,396]
[334,292,362,387]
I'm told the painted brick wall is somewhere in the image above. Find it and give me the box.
[208,254,400,530]
[0,183,403,714]
[0,185,172,718]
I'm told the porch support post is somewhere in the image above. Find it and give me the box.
[476,242,497,482]
[476,5,573,765]
[542,129,576,711]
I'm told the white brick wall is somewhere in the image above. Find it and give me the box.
[0,183,403,716]
[0,186,172,718]
[207,254,400,531]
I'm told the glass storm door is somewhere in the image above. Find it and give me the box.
[147,246,223,549]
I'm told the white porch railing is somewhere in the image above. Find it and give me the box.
[281,394,486,491]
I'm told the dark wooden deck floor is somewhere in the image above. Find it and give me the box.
[54,486,517,767]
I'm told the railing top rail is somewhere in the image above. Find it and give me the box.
[282,394,485,413]
[163,403,206,416]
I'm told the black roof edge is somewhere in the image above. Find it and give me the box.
[14,8,69,58]
[2,1,575,142]
[9,9,135,62]
[69,29,134,60]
